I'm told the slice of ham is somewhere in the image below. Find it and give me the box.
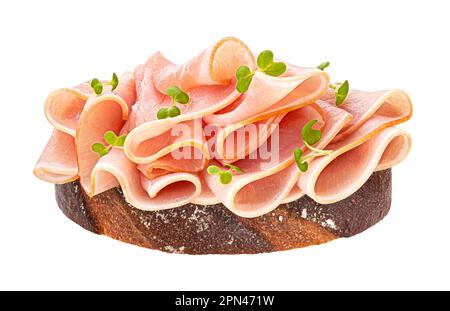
[321,88,412,142]
[212,114,285,163]
[149,37,255,93]
[281,186,305,204]
[33,130,78,184]
[44,72,136,137]
[126,36,255,130]
[295,90,413,204]
[280,101,355,204]
[204,66,329,126]
[190,174,221,205]
[76,94,129,195]
[125,118,209,169]
[203,102,352,217]
[125,55,326,170]
[298,113,411,204]
[123,37,255,171]
[137,150,206,179]
[35,72,136,185]
[44,88,88,136]
[90,148,201,210]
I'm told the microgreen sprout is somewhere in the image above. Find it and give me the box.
[157,86,189,119]
[236,50,287,93]
[294,120,332,172]
[91,130,126,157]
[330,80,349,106]
[317,61,330,71]
[207,163,244,185]
[90,73,119,95]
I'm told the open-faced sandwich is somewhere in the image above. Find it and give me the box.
[34,37,412,254]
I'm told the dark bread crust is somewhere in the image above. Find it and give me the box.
[55,169,392,254]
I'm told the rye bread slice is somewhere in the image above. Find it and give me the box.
[55,169,392,254]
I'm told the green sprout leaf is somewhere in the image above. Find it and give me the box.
[294,147,308,172]
[317,62,330,71]
[157,107,169,119]
[257,50,274,70]
[91,73,119,95]
[301,120,322,146]
[236,65,252,79]
[207,165,221,175]
[90,78,103,95]
[235,66,254,93]
[168,105,181,118]
[166,86,182,98]
[175,92,189,104]
[104,130,117,145]
[115,134,126,147]
[335,80,349,106]
[236,51,287,93]
[103,130,126,146]
[92,130,126,157]
[264,62,287,77]
[207,164,241,185]
[236,75,253,93]
[167,86,189,104]
[219,171,233,184]
[257,50,286,77]
[92,142,109,157]
[294,120,333,172]
[108,72,119,91]
[224,163,243,173]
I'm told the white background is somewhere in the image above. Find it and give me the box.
[0,0,449,290]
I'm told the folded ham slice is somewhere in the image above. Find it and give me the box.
[33,130,78,184]
[90,148,202,210]
[123,37,255,172]
[190,175,221,205]
[35,72,136,185]
[149,37,255,93]
[204,66,329,126]
[211,114,285,163]
[298,123,411,204]
[294,89,413,204]
[45,72,136,136]
[76,94,129,195]
[203,103,351,217]
[321,88,412,142]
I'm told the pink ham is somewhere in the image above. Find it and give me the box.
[44,72,136,137]
[76,94,129,195]
[33,130,78,184]
[34,37,414,219]
[122,37,256,172]
[190,174,221,205]
[35,72,136,185]
[125,118,208,167]
[203,102,352,217]
[203,103,352,217]
[44,88,88,136]
[137,152,206,179]
[298,121,411,204]
[321,88,412,142]
[203,66,329,126]
[125,42,327,171]
[281,185,304,204]
[90,148,201,210]
[211,114,285,163]
[294,89,413,204]
[148,37,256,93]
